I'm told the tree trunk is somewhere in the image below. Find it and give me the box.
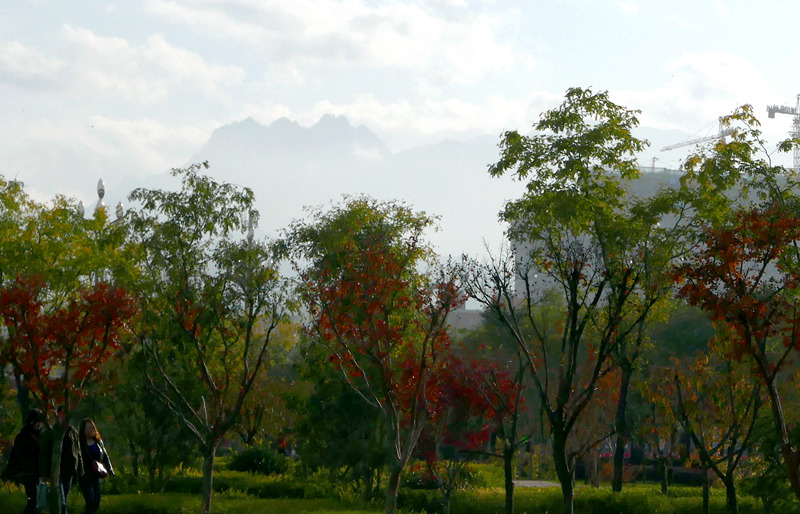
[552,430,574,514]
[612,366,632,492]
[200,439,221,514]
[362,466,374,502]
[659,457,669,496]
[763,372,800,501]
[702,468,710,514]
[129,443,139,478]
[723,476,738,514]
[384,463,403,514]
[13,370,29,423]
[48,425,66,514]
[503,446,515,514]
[149,465,156,493]
[781,444,800,502]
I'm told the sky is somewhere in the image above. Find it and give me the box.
[3,0,800,255]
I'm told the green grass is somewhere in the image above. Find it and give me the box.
[3,476,797,514]
[0,490,387,513]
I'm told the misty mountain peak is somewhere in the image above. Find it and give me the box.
[313,113,351,131]
[190,113,392,170]
[269,117,302,130]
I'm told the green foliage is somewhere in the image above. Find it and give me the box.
[739,414,800,513]
[128,163,291,513]
[228,446,288,476]
[646,304,714,365]
[401,461,481,491]
[291,340,389,500]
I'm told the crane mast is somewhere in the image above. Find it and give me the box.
[767,94,800,170]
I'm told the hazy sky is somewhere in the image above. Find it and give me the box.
[3,0,800,249]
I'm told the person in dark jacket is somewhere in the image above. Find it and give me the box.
[2,409,46,514]
[78,418,114,514]
[40,406,84,514]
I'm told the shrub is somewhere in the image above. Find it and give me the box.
[228,446,288,476]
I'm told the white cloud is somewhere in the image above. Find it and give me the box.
[618,51,779,132]
[713,0,731,17]
[145,0,270,44]
[5,117,209,188]
[0,42,65,89]
[86,116,210,170]
[59,25,246,102]
[147,0,516,86]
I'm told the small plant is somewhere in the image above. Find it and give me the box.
[228,446,288,476]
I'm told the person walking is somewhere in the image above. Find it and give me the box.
[40,406,84,514]
[78,418,114,514]
[2,409,46,513]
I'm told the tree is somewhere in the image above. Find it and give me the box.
[102,352,196,492]
[0,188,138,514]
[286,196,463,514]
[673,201,800,500]
[638,366,682,497]
[454,343,527,514]
[470,87,681,514]
[417,355,493,514]
[291,339,389,502]
[128,163,290,514]
[672,335,762,514]
[675,104,800,503]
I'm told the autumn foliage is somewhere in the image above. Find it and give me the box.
[290,196,463,513]
[673,204,800,360]
[0,274,137,409]
[672,202,800,501]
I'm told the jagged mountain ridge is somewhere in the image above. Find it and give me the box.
[179,114,697,258]
[185,115,512,257]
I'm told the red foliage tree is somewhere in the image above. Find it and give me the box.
[290,197,463,514]
[455,349,526,514]
[0,275,137,412]
[0,274,137,512]
[416,356,493,514]
[673,202,800,500]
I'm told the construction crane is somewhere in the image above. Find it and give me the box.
[660,118,734,152]
[767,94,800,170]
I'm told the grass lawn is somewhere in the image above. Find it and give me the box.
[3,476,798,513]
[0,489,385,513]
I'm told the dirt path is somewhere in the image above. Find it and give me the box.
[513,480,560,488]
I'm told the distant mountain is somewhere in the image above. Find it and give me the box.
[190,114,392,176]
[154,115,696,258]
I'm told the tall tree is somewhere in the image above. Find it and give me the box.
[470,87,680,513]
[0,185,138,514]
[286,196,463,514]
[128,163,290,514]
[673,202,800,500]
[672,105,800,501]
